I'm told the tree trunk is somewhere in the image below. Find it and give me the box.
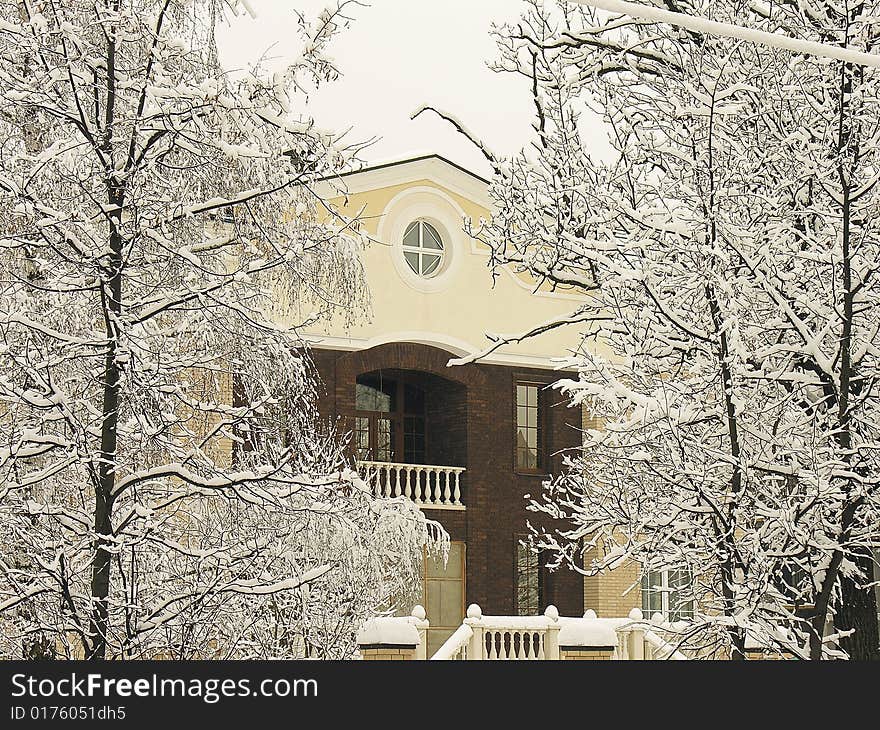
[88,7,122,658]
[836,550,880,660]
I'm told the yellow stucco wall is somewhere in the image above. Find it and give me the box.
[290,164,599,368]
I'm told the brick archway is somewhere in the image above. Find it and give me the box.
[335,342,487,392]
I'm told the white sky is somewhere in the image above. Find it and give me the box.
[216,0,544,177]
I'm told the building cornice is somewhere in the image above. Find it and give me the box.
[315,154,492,210]
[304,333,573,372]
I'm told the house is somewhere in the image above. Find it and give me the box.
[268,153,658,655]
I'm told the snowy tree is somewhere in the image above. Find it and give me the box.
[427,0,880,658]
[0,0,442,661]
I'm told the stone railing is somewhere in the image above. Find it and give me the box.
[357,606,695,661]
[431,604,565,660]
[615,609,690,660]
[358,461,465,510]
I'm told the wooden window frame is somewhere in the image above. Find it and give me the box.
[354,373,428,464]
[423,541,467,640]
[513,379,549,475]
[513,533,545,616]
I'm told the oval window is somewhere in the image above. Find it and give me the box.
[402,220,445,278]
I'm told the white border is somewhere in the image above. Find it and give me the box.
[378,186,468,294]
[303,332,574,371]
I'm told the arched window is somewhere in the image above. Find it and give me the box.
[402,220,445,277]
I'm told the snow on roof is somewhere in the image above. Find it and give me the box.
[324,153,491,185]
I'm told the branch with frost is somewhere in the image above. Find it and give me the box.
[411,106,500,173]
[448,309,611,366]
[570,0,880,68]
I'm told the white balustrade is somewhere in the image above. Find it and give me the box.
[432,604,561,660]
[429,605,694,661]
[358,461,466,510]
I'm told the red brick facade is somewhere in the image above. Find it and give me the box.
[309,342,584,617]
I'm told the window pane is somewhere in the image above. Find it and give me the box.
[355,417,370,460]
[516,542,539,615]
[516,383,542,470]
[439,580,463,627]
[403,222,420,248]
[517,447,536,471]
[526,385,537,407]
[404,250,420,274]
[421,254,441,275]
[377,418,394,462]
[356,375,396,412]
[422,222,444,250]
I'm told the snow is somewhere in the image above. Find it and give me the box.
[557,617,624,647]
[573,0,880,68]
[356,617,421,647]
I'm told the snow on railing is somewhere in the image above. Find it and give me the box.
[430,606,694,660]
[431,623,473,661]
[358,461,465,510]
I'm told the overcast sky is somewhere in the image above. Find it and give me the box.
[216,0,545,177]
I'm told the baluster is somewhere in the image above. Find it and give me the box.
[423,467,432,505]
[517,632,525,660]
[453,470,461,506]
[440,469,449,504]
[406,466,415,502]
[383,465,391,498]
[487,631,497,660]
[393,465,402,497]
[538,632,546,660]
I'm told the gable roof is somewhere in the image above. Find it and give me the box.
[318,153,492,209]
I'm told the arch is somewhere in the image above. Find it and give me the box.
[336,341,487,393]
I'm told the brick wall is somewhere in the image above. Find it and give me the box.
[582,550,642,618]
[311,342,585,619]
[358,646,417,661]
[560,647,615,660]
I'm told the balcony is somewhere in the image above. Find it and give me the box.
[358,461,466,510]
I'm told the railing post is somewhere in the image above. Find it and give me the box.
[411,605,429,661]
[465,604,484,660]
[628,608,645,660]
[544,605,560,660]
